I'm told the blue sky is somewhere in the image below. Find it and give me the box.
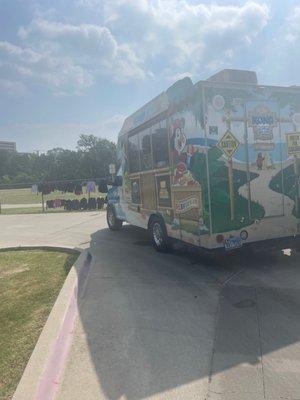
[0,0,300,152]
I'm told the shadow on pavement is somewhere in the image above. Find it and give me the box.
[69,225,300,400]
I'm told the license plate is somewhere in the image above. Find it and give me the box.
[224,236,242,251]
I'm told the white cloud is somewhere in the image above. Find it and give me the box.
[101,0,270,76]
[0,41,94,94]
[285,6,300,44]
[0,1,270,96]
[19,21,118,59]
[257,5,300,86]
[18,20,146,84]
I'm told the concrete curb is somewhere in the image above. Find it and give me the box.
[12,248,92,400]
[0,245,80,253]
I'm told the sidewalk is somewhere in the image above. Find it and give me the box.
[0,211,105,249]
[1,203,42,209]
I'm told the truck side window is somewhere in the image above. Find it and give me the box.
[131,178,141,204]
[139,128,152,171]
[128,133,140,173]
[156,174,171,207]
[152,121,169,168]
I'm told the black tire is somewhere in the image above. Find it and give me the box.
[149,217,170,252]
[107,205,123,231]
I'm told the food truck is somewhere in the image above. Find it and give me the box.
[106,69,300,252]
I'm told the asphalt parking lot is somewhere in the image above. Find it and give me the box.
[2,212,300,399]
[58,220,300,400]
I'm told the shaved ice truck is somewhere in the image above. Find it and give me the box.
[106,69,300,252]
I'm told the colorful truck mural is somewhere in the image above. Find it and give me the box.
[107,69,300,251]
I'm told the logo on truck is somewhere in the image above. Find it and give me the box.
[176,197,199,213]
[248,105,277,141]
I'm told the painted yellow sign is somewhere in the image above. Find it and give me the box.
[217,130,240,159]
[286,132,300,156]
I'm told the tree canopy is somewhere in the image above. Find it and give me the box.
[0,135,117,184]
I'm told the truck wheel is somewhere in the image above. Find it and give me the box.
[107,205,123,231]
[149,217,170,252]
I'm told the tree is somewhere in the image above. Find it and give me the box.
[77,134,99,152]
[77,134,117,178]
[0,135,117,184]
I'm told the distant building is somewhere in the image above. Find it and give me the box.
[0,141,17,152]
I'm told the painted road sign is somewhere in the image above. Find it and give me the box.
[217,130,240,159]
[286,133,300,156]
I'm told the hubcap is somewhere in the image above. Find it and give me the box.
[108,209,115,226]
[153,222,164,247]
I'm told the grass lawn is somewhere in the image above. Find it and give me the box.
[0,187,105,205]
[0,249,78,400]
[0,188,43,204]
[0,187,106,215]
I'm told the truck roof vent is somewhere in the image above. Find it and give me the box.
[207,69,257,85]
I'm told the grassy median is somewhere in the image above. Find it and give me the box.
[0,249,78,400]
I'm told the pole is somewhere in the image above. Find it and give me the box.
[228,157,235,221]
[225,110,235,221]
[294,155,299,215]
[42,192,45,212]
[244,104,251,220]
[201,85,213,235]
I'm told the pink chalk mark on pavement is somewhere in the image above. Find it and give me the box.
[35,254,91,400]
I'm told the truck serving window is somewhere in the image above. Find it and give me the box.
[128,133,140,173]
[152,121,169,168]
